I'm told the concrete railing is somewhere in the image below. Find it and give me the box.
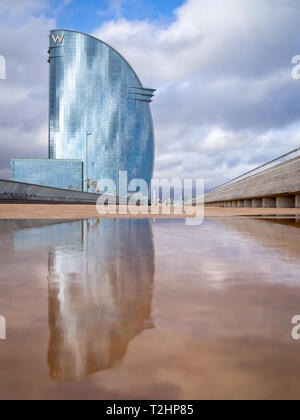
[203,155,300,208]
[209,147,300,193]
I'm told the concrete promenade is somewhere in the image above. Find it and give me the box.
[0,204,300,219]
[203,155,300,208]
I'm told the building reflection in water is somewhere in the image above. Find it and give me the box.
[46,219,155,381]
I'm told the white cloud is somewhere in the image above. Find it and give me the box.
[0,85,31,106]
[94,0,300,188]
[0,0,54,178]
[0,0,48,16]
[94,0,300,84]
[0,0,300,190]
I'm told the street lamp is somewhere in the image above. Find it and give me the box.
[86,130,92,192]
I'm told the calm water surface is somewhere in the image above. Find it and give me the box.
[0,217,300,400]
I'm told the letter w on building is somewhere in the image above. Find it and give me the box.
[52,34,64,44]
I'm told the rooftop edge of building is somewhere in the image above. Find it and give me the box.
[49,29,157,94]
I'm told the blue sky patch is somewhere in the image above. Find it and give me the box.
[49,0,184,33]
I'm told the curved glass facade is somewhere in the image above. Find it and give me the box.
[49,30,155,194]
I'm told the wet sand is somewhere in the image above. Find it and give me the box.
[0,204,300,219]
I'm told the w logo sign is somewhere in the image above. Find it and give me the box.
[51,33,65,44]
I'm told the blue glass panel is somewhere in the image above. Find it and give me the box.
[10,159,83,191]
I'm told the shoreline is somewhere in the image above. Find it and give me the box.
[0,204,300,219]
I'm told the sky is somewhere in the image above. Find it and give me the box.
[0,0,300,189]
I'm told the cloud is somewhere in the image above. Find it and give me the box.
[0,0,54,179]
[0,0,300,190]
[95,0,300,83]
[0,0,48,16]
[94,0,300,188]
[105,0,126,18]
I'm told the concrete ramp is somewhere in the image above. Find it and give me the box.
[203,152,300,208]
[0,179,106,204]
